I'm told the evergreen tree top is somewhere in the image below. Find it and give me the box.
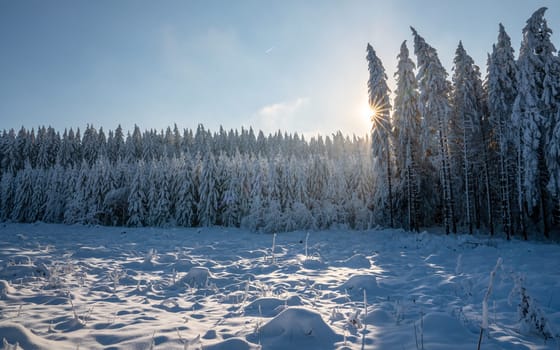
[521,7,556,59]
[453,41,476,72]
[497,23,511,48]
[410,28,450,100]
[394,40,418,98]
[397,40,412,66]
[366,42,392,155]
[366,43,391,112]
[493,24,516,65]
[487,23,518,119]
[410,27,443,70]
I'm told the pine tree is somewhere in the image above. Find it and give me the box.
[241,160,267,231]
[222,158,241,227]
[145,161,162,226]
[43,164,68,223]
[85,159,112,224]
[98,127,107,160]
[153,167,172,227]
[36,127,59,169]
[102,161,130,226]
[0,129,17,175]
[512,7,557,237]
[452,41,487,234]
[392,40,421,231]
[411,27,456,234]
[56,129,74,168]
[114,124,126,162]
[0,172,15,220]
[487,24,518,238]
[197,151,218,226]
[127,163,147,227]
[64,162,89,224]
[29,167,46,221]
[35,127,49,169]
[11,163,34,222]
[130,125,143,161]
[82,125,99,166]
[236,153,252,221]
[175,157,196,227]
[548,106,560,225]
[366,43,394,227]
[15,127,31,171]
[543,42,560,229]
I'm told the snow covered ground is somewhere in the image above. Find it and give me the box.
[0,223,559,349]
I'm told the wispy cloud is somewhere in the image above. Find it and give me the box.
[250,97,309,133]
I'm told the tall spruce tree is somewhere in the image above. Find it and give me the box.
[512,7,557,237]
[487,24,518,238]
[366,43,394,227]
[452,41,488,234]
[392,40,421,231]
[542,39,560,229]
[546,51,560,222]
[411,27,457,234]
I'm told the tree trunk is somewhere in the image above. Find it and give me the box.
[437,114,454,234]
[480,122,494,235]
[387,147,394,228]
[407,164,413,231]
[517,129,527,240]
[538,148,550,238]
[463,121,473,234]
[499,143,512,239]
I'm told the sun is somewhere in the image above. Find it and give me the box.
[360,100,376,121]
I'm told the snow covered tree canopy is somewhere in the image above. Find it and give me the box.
[366,8,559,237]
[0,124,375,232]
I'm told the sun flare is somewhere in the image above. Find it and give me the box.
[361,100,376,121]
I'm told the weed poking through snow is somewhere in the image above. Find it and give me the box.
[414,310,424,350]
[478,257,502,350]
[270,233,277,264]
[2,338,20,350]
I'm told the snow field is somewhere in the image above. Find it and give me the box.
[0,223,559,349]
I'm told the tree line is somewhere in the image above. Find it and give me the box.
[368,7,560,239]
[0,124,376,231]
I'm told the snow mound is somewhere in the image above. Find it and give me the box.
[301,258,327,270]
[203,337,260,350]
[244,296,304,317]
[0,279,16,296]
[422,312,476,345]
[251,307,340,350]
[74,245,111,259]
[0,322,72,350]
[339,275,385,296]
[363,308,393,325]
[177,266,211,288]
[333,254,371,268]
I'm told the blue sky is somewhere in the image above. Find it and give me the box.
[0,1,558,137]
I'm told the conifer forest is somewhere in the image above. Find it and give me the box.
[1,8,559,239]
